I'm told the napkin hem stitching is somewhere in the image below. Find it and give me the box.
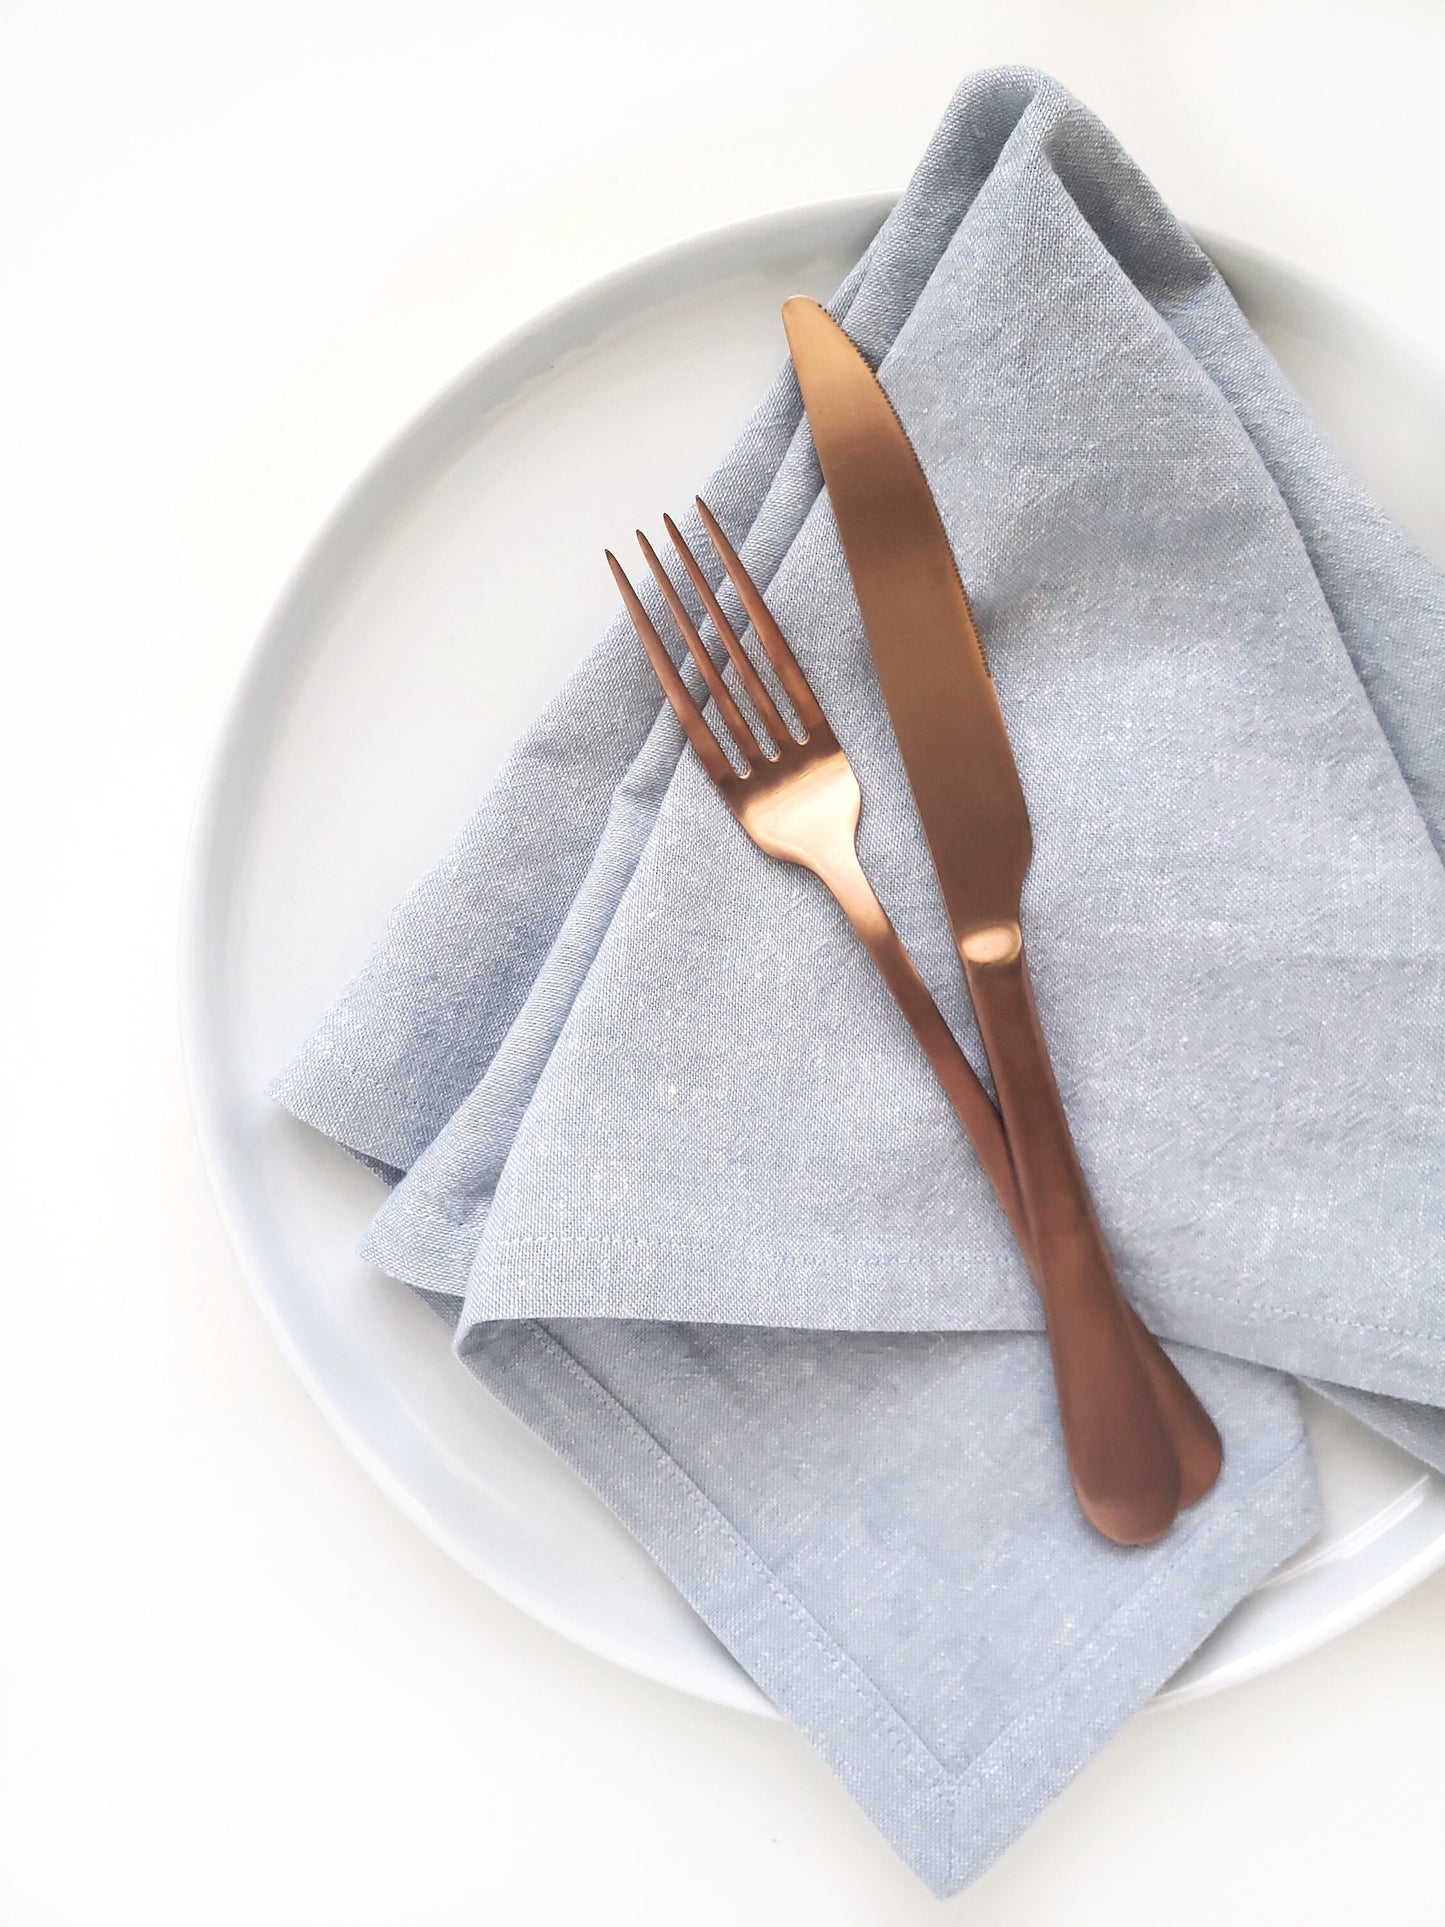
[500,1318,1316,1815]
[508,1317,960,1791]
[479,1236,1445,1347]
[944,1432,1316,1888]
[269,1045,441,1172]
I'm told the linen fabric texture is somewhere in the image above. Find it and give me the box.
[272,68,1445,1895]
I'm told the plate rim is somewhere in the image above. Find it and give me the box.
[181,190,1445,1718]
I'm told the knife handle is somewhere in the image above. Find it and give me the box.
[812,847,1216,1523]
[960,924,1182,1545]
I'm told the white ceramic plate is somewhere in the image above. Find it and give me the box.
[184,195,1445,1717]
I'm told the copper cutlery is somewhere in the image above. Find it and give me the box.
[607,310,1221,1541]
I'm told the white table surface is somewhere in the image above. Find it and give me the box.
[4,3,1443,1920]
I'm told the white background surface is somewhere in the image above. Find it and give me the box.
[3,2,1443,1921]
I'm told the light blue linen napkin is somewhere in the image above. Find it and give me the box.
[272,68,1445,1893]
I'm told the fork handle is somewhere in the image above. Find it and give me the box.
[812,851,1215,1529]
[959,926,1181,1544]
[816,855,1018,1196]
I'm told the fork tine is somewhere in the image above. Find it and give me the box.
[662,513,793,749]
[607,551,738,789]
[693,497,826,735]
[635,531,767,768]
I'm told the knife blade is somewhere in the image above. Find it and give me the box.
[782,300,1030,956]
[783,295,1219,1541]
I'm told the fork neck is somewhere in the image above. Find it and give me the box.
[797,834,889,943]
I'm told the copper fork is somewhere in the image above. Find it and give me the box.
[608,498,1221,1541]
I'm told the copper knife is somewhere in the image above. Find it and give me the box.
[782,296,1220,1543]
